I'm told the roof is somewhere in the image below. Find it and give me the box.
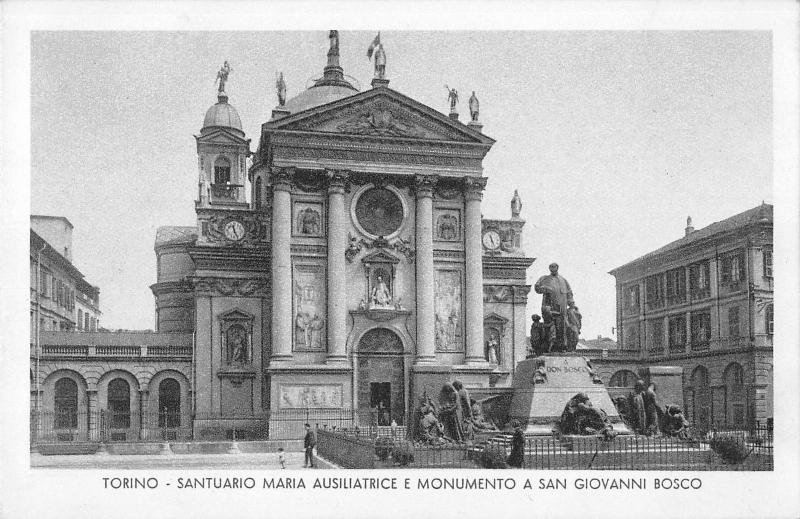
[31,215,73,228]
[281,84,359,115]
[155,226,197,247]
[30,230,84,279]
[610,203,772,274]
[202,92,244,136]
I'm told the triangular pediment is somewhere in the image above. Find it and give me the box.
[196,129,250,146]
[219,308,253,321]
[268,88,494,145]
[361,249,401,265]
[484,312,509,325]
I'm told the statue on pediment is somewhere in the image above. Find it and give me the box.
[468,91,479,122]
[276,72,287,106]
[511,190,522,218]
[445,85,459,112]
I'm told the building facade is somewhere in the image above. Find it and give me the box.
[606,204,773,428]
[33,32,535,440]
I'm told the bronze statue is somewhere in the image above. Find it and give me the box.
[663,405,690,439]
[529,314,550,357]
[469,398,496,431]
[559,392,615,439]
[276,72,287,106]
[643,382,662,436]
[215,61,232,93]
[534,263,577,352]
[445,85,459,112]
[438,382,465,442]
[628,379,648,435]
[329,30,339,54]
[468,91,479,122]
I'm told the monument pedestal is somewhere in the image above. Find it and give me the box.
[509,355,631,435]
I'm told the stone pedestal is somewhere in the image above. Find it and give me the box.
[509,355,631,435]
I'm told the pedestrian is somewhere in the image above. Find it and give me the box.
[278,447,286,469]
[303,423,316,468]
[506,420,525,468]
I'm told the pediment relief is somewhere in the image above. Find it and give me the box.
[196,129,250,146]
[272,90,491,144]
[361,249,401,265]
[219,307,254,321]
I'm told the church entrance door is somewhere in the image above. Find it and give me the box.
[356,328,406,426]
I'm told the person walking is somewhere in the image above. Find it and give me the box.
[303,423,316,468]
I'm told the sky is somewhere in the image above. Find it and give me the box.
[30,30,773,338]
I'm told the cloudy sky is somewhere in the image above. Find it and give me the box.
[30,30,772,337]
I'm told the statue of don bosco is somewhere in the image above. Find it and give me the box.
[534,262,581,352]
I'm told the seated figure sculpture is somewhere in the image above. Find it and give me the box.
[469,398,497,431]
[559,392,616,439]
[416,395,446,445]
[662,405,691,439]
[438,383,465,442]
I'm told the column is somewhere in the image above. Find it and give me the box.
[326,170,348,364]
[464,176,488,364]
[414,175,437,365]
[271,167,294,363]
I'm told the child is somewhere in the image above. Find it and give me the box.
[277,447,286,469]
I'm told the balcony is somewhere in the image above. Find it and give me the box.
[32,343,192,359]
[211,184,242,201]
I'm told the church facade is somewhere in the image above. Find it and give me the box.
[149,32,534,435]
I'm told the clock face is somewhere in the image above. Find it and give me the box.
[224,220,245,241]
[482,230,501,250]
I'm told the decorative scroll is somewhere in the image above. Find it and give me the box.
[278,384,343,409]
[435,270,463,351]
[192,277,269,297]
[345,233,415,263]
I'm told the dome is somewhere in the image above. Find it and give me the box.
[202,92,244,136]
[282,84,358,114]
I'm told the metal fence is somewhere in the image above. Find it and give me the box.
[316,423,773,471]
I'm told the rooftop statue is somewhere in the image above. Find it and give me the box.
[367,32,386,79]
[329,30,340,54]
[445,85,459,112]
[511,189,522,218]
[468,91,479,122]
[276,72,287,107]
[215,61,232,94]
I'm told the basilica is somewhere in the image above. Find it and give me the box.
[147,31,534,434]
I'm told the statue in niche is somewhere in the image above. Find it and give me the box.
[297,208,320,235]
[559,392,616,439]
[437,214,458,240]
[534,263,577,352]
[370,272,393,309]
[485,329,500,364]
[227,325,247,364]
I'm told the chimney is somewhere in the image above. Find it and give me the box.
[685,216,695,236]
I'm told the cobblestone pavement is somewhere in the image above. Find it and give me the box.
[31,451,335,470]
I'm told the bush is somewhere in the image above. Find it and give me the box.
[479,444,508,469]
[391,440,415,466]
[710,434,749,464]
[374,437,394,462]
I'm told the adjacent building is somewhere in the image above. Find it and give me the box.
[607,204,773,428]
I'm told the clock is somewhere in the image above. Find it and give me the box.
[224,220,245,242]
[482,230,501,250]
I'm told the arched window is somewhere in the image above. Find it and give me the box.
[724,363,746,427]
[254,177,262,211]
[609,370,637,388]
[107,378,130,428]
[214,157,231,185]
[158,378,181,428]
[689,365,711,430]
[54,378,78,429]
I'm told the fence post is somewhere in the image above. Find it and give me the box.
[227,408,241,454]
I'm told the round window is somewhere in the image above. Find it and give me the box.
[354,187,405,237]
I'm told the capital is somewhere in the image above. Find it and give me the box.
[326,169,349,194]
[414,174,439,198]
[463,176,488,201]
[272,167,295,191]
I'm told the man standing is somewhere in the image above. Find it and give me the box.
[303,423,316,468]
[534,263,575,351]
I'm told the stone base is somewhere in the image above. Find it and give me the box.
[509,355,631,435]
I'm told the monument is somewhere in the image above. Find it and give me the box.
[509,264,631,435]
